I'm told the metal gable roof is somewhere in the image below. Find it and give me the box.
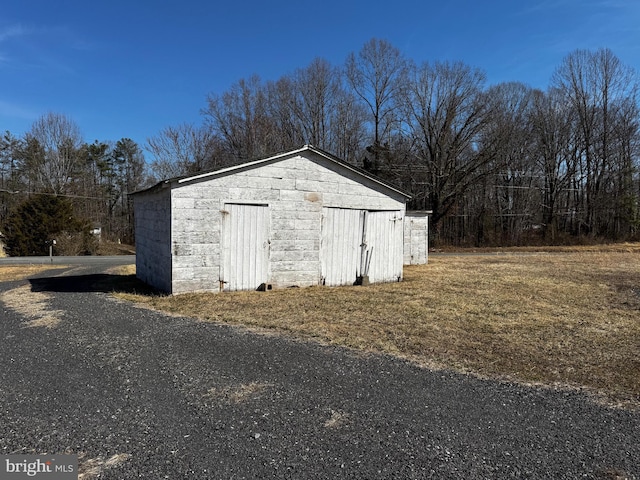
[132,145,411,199]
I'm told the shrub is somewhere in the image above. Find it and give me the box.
[2,194,90,256]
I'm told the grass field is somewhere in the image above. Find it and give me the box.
[116,245,640,409]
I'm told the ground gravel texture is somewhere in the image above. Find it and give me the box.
[0,264,638,479]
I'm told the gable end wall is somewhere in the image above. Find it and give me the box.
[168,153,406,294]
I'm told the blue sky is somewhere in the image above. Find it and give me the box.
[1,0,639,155]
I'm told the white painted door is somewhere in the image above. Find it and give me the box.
[362,211,403,283]
[221,203,270,291]
[321,207,365,286]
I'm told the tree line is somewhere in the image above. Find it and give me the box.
[0,112,146,253]
[149,39,640,245]
[2,38,639,252]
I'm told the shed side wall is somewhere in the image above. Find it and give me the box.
[134,189,172,292]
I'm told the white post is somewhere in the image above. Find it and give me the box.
[49,239,56,263]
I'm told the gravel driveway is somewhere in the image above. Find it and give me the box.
[0,261,638,479]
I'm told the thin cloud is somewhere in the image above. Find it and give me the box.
[515,0,573,16]
[0,24,30,42]
[0,24,29,64]
[0,99,40,122]
[0,22,89,75]
[516,0,631,18]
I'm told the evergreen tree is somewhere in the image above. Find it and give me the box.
[2,194,86,256]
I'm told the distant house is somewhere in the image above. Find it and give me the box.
[132,145,427,294]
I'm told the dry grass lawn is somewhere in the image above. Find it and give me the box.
[119,245,640,408]
[0,284,64,328]
[0,265,62,282]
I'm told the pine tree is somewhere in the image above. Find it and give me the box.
[2,194,86,256]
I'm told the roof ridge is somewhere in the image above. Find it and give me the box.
[132,145,411,199]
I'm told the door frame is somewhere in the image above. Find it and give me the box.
[220,203,270,291]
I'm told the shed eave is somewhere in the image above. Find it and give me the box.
[129,178,172,196]
[176,145,310,185]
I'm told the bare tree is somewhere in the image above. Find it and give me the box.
[330,88,368,164]
[27,112,83,194]
[112,138,145,242]
[203,75,276,161]
[147,123,220,179]
[609,96,640,236]
[482,82,537,244]
[529,88,577,241]
[345,38,407,168]
[289,58,342,150]
[264,58,366,163]
[552,48,638,236]
[400,60,491,235]
[187,44,640,245]
[265,76,305,151]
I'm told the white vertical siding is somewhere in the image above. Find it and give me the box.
[363,211,403,283]
[403,213,429,265]
[321,207,364,286]
[221,204,270,291]
[321,208,402,286]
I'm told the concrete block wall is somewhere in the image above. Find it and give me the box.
[134,189,172,292]
[170,185,222,294]
[165,153,406,293]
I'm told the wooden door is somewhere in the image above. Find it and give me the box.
[362,210,403,283]
[221,203,270,291]
[320,207,365,286]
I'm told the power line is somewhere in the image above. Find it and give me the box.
[0,189,107,200]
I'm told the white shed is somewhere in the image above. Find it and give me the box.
[133,145,418,294]
[404,211,430,265]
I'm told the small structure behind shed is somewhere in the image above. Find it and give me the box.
[133,145,426,294]
[404,211,430,265]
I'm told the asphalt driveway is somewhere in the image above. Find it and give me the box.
[0,260,638,479]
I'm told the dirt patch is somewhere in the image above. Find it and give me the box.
[78,453,131,479]
[205,382,273,404]
[324,410,349,429]
[0,284,64,328]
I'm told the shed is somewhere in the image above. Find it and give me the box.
[404,211,430,265]
[133,145,418,294]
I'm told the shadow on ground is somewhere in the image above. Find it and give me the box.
[29,274,159,295]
